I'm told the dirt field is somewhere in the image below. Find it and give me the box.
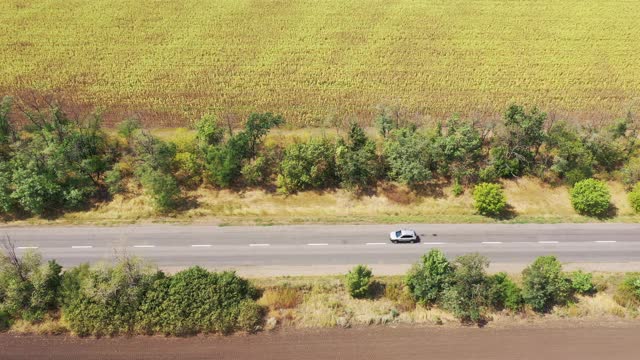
[2,323,639,360]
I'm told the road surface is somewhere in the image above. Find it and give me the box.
[2,325,640,359]
[2,223,639,274]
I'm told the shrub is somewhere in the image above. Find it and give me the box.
[0,310,9,331]
[570,270,596,295]
[0,249,63,324]
[345,265,373,299]
[277,138,337,193]
[138,169,181,212]
[622,157,640,189]
[117,118,141,143]
[442,254,490,324]
[241,156,269,186]
[236,300,264,333]
[405,249,453,305]
[614,273,640,308]
[451,180,464,197]
[136,267,259,336]
[521,256,571,312]
[473,183,506,217]
[629,183,640,213]
[62,257,160,337]
[570,179,611,217]
[487,272,523,312]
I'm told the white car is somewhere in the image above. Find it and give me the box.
[389,229,420,243]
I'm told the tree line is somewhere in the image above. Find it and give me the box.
[0,96,639,217]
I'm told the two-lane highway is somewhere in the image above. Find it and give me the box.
[2,223,639,274]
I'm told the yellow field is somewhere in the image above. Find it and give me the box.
[1,0,640,126]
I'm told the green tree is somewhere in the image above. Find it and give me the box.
[405,249,453,305]
[336,123,379,191]
[194,114,224,149]
[442,254,491,324]
[277,138,337,193]
[545,122,594,185]
[521,256,571,312]
[487,105,546,178]
[383,128,433,188]
[431,118,483,183]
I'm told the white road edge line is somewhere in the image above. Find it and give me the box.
[307,243,329,246]
[366,242,386,245]
[191,244,212,247]
[133,245,155,248]
[249,244,270,247]
[538,241,559,244]
[17,246,38,249]
[482,241,503,244]
[423,242,445,245]
[71,246,93,249]
[595,240,617,243]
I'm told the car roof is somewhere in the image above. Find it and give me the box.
[398,229,415,236]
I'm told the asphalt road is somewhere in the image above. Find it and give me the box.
[2,223,639,274]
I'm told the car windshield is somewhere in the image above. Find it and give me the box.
[395,231,402,237]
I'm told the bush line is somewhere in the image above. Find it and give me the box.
[0,98,639,218]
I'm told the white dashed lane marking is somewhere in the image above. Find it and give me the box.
[595,241,616,243]
[191,245,212,248]
[249,244,270,247]
[307,243,329,246]
[133,245,155,248]
[538,241,559,244]
[71,246,93,249]
[481,241,503,244]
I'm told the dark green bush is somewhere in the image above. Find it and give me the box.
[628,183,640,213]
[487,272,523,312]
[345,265,373,299]
[405,249,453,305]
[545,122,594,185]
[570,179,611,217]
[614,273,640,308]
[570,270,596,295]
[521,256,571,312]
[136,267,260,336]
[473,183,507,217]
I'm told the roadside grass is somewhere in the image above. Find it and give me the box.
[6,177,640,226]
